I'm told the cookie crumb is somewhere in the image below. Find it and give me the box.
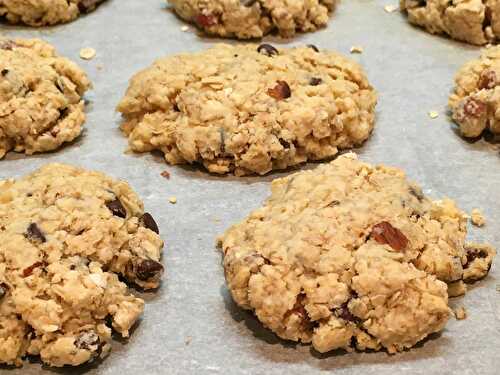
[454,306,467,320]
[79,47,96,60]
[169,196,177,204]
[428,111,439,119]
[181,25,189,32]
[96,64,104,71]
[185,336,192,345]
[350,46,364,54]
[384,5,398,13]
[161,170,171,179]
[470,209,485,227]
[496,284,500,292]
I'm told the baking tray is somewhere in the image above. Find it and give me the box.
[1,0,499,374]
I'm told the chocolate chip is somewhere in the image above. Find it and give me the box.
[307,44,319,52]
[136,259,164,281]
[160,170,171,179]
[408,185,424,202]
[466,248,489,265]
[370,221,408,251]
[140,213,159,234]
[257,44,278,57]
[75,331,100,351]
[1,69,8,77]
[279,138,290,148]
[24,223,46,243]
[105,198,127,218]
[22,261,45,278]
[309,77,322,86]
[240,0,257,6]
[194,13,218,27]
[268,80,291,100]
[0,283,9,299]
[478,69,497,90]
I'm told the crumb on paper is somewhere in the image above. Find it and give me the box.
[454,307,467,320]
[470,208,486,227]
[496,284,500,292]
[96,64,104,71]
[350,46,363,54]
[161,170,171,179]
[79,47,96,60]
[169,196,177,204]
[181,25,189,32]
[384,5,398,13]
[429,110,439,119]
[185,336,192,345]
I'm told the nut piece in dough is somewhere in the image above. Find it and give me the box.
[117,44,377,176]
[219,154,495,353]
[0,164,165,367]
[0,0,107,26]
[400,0,500,45]
[0,38,91,159]
[449,46,500,138]
[168,0,338,39]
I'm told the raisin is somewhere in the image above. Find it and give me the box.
[478,69,497,90]
[257,44,278,57]
[24,223,46,243]
[136,259,164,281]
[140,213,159,234]
[463,98,487,118]
[195,14,218,27]
[268,81,291,100]
[22,262,45,277]
[105,198,127,218]
[307,44,319,52]
[370,221,408,251]
[336,302,358,323]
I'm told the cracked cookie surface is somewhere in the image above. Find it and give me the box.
[401,0,500,45]
[0,0,106,26]
[168,0,337,39]
[0,38,91,159]
[218,154,495,354]
[449,46,500,137]
[117,44,376,176]
[0,164,164,367]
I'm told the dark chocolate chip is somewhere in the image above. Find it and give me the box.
[136,259,164,281]
[75,331,100,351]
[268,80,291,100]
[279,138,290,148]
[106,198,127,218]
[1,69,8,77]
[24,223,46,243]
[257,44,278,57]
[309,77,322,86]
[140,213,159,234]
[307,44,319,52]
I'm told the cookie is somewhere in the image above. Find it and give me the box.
[0,164,164,367]
[117,44,377,176]
[168,0,337,39]
[449,46,500,138]
[0,38,91,159]
[218,154,495,354]
[400,0,500,45]
[0,0,106,26]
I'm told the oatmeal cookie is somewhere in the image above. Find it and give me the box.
[218,154,495,353]
[449,46,500,138]
[401,0,500,45]
[0,164,164,367]
[0,0,106,26]
[0,38,91,159]
[117,44,377,176]
[168,0,337,39]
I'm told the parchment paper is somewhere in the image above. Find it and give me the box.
[1,0,499,374]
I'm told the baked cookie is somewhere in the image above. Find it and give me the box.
[218,154,495,354]
[117,44,377,176]
[168,0,337,39]
[0,164,164,367]
[449,46,500,138]
[400,0,500,45]
[0,0,106,26]
[0,38,91,159]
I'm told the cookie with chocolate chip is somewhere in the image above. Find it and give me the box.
[0,0,106,26]
[0,163,164,367]
[218,154,495,354]
[401,0,500,45]
[449,46,500,138]
[117,44,377,176]
[0,38,91,159]
[168,0,337,39]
